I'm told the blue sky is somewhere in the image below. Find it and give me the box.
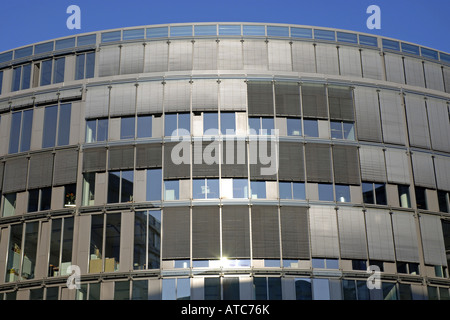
[0,0,449,53]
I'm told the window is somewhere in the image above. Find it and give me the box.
[287,118,302,136]
[312,258,339,269]
[132,280,149,300]
[312,278,330,300]
[164,180,179,200]
[85,118,108,143]
[48,217,74,277]
[362,182,387,205]
[369,260,384,272]
[165,113,190,136]
[352,259,367,271]
[5,224,23,282]
[397,262,419,275]
[398,185,411,208]
[107,170,134,203]
[12,63,31,91]
[64,184,77,207]
[27,187,52,212]
[2,193,16,217]
[146,168,162,201]
[223,277,240,300]
[75,52,95,80]
[42,103,71,148]
[335,184,351,203]
[0,70,3,95]
[330,121,355,140]
[203,112,219,135]
[134,210,161,270]
[303,119,318,137]
[120,116,135,140]
[254,277,282,300]
[250,181,266,199]
[249,117,274,135]
[294,278,312,300]
[193,179,219,199]
[53,57,65,83]
[9,109,33,154]
[343,280,370,300]
[205,277,221,300]
[162,278,191,300]
[438,191,449,213]
[137,115,152,138]
[40,60,53,86]
[220,112,236,135]
[279,182,305,200]
[382,282,398,300]
[114,281,130,300]
[82,173,95,206]
[415,187,428,210]
[76,283,100,300]
[89,213,121,273]
[233,179,248,198]
[318,183,334,201]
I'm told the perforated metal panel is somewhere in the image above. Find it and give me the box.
[309,206,339,258]
[404,57,425,88]
[423,62,445,91]
[328,85,354,121]
[361,49,383,80]
[332,145,360,185]
[143,41,168,72]
[385,148,410,185]
[109,146,135,170]
[392,211,420,263]
[162,206,190,259]
[217,39,243,70]
[135,143,162,169]
[278,142,304,181]
[53,148,79,186]
[337,207,367,259]
[191,79,218,111]
[268,40,292,71]
[219,79,247,111]
[3,157,28,193]
[120,43,144,75]
[434,155,450,191]
[163,80,191,112]
[359,146,386,182]
[420,214,447,266]
[353,86,382,142]
[315,44,339,75]
[168,40,193,71]
[243,40,268,70]
[291,41,316,73]
[28,153,54,189]
[222,205,250,258]
[426,97,450,153]
[384,53,405,84]
[192,206,220,259]
[378,89,406,145]
[251,206,280,259]
[109,83,137,117]
[193,40,217,70]
[405,94,431,149]
[98,45,120,77]
[305,143,332,183]
[338,46,362,77]
[136,81,163,114]
[301,83,327,119]
[82,148,107,173]
[275,82,301,116]
[247,81,274,116]
[85,85,110,119]
[411,152,436,189]
[365,209,395,261]
[280,206,309,259]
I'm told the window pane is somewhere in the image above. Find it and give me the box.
[132,280,148,300]
[401,43,420,55]
[374,183,387,205]
[233,179,248,198]
[114,281,129,300]
[178,113,190,135]
[97,118,108,141]
[356,280,370,300]
[123,28,145,40]
[40,60,53,86]
[89,283,101,300]
[292,183,306,200]
[40,187,52,211]
[268,277,282,300]
[194,25,217,36]
[105,213,121,272]
[382,282,398,300]
[261,118,274,135]
[382,39,400,51]
[108,171,121,203]
[43,105,58,148]
[343,122,355,140]
[28,189,39,212]
[53,57,65,83]
[335,185,350,203]
[314,29,335,41]
[6,224,22,282]
[295,278,312,300]
[177,278,191,300]
[120,117,135,140]
[318,183,334,201]
[203,112,218,135]
[49,219,62,277]
[58,103,71,146]
[243,25,265,36]
[290,28,313,38]
[102,31,121,43]
[82,173,95,206]
[438,191,449,213]
[337,32,358,44]
[55,37,76,50]
[21,63,31,90]
[193,179,206,199]
[77,34,97,46]
[121,170,134,203]
[287,118,302,136]
[303,119,318,137]
[267,26,289,37]
[415,187,427,210]
[220,112,235,135]
[219,25,241,36]
[61,217,74,275]
[251,181,266,199]
[2,193,16,217]
[359,35,378,47]
[343,280,357,300]
[254,278,267,300]
[85,120,96,143]
[9,112,21,153]
[362,183,375,204]
[312,258,325,268]
[22,222,39,280]
[86,52,96,78]
[75,54,85,80]
[165,114,177,136]
[170,26,192,37]
[12,67,21,91]
[398,185,411,208]
[147,27,169,38]
[313,278,330,300]
[133,211,147,270]
[0,70,3,95]
[137,115,152,138]
[279,182,292,199]
[146,169,162,201]
[248,117,260,135]
[148,210,161,269]
[223,277,240,300]
[330,121,343,139]
[162,278,176,300]
[164,180,179,200]
[20,109,33,152]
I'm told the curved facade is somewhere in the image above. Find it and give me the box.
[0,23,449,300]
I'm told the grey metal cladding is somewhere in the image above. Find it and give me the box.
[301,83,327,119]
[191,79,218,111]
[309,205,339,258]
[328,85,354,121]
[291,41,316,73]
[378,89,406,145]
[143,41,168,73]
[219,79,247,111]
[392,211,420,263]
[420,214,447,266]
[192,140,219,177]
[243,40,268,70]
[162,206,190,259]
[221,140,248,177]
[247,81,274,116]
[3,157,28,193]
[98,45,120,77]
[251,205,280,259]
[404,57,425,88]
[426,97,450,153]
[164,142,190,179]
[280,206,309,259]
[360,49,383,80]
[275,82,301,117]
[337,207,367,259]
[365,208,395,261]
[120,43,145,75]
[109,83,137,117]
[82,147,107,172]
[85,85,110,119]
[434,155,450,191]
[249,139,277,181]
[338,46,362,78]
[359,146,386,182]
[305,143,332,183]
[332,145,360,185]
[135,143,162,169]
[163,80,191,113]
[136,81,163,115]
[53,148,79,186]
[384,53,405,84]
[278,141,304,181]
[385,148,410,185]
[108,145,135,170]
[411,151,436,189]
[315,43,339,75]
[353,86,382,142]
[404,94,431,149]
[28,152,54,189]
[221,205,250,258]
[192,206,220,259]
[193,40,218,70]
[168,40,193,71]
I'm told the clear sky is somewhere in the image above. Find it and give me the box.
[0,0,449,53]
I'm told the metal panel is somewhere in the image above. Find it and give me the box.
[404,94,431,149]
[98,45,120,77]
[268,40,292,71]
[365,209,395,261]
[168,40,193,71]
[411,152,436,189]
[53,149,78,186]
[28,152,54,189]
[385,148,410,185]
[353,86,382,142]
[338,46,362,77]
[361,49,383,80]
[120,43,144,75]
[222,205,250,258]
[193,40,217,70]
[359,146,386,182]
[251,206,280,259]
[424,62,445,91]
[162,206,190,259]
[280,206,309,259]
[82,148,107,172]
[219,79,247,111]
[221,139,248,177]
[164,142,190,179]
[85,85,110,119]
[108,146,135,170]
[217,39,243,70]
[301,83,328,119]
[136,81,163,114]
[315,43,339,75]
[420,214,447,266]
[192,140,219,177]
[192,206,220,259]
[332,145,360,185]
[275,82,301,116]
[426,97,450,153]
[291,41,316,73]
[384,53,405,84]
[243,40,268,70]
[191,79,218,111]
[337,207,367,259]
[143,41,168,72]
[391,211,420,263]
[378,89,406,145]
[135,143,162,169]
[305,143,332,183]
[109,83,137,117]
[163,80,191,112]
[434,155,450,191]
[249,139,277,181]
[309,206,339,258]
[247,81,274,116]
[278,142,304,181]
[404,57,425,88]
[328,85,354,121]
[3,157,28,193]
